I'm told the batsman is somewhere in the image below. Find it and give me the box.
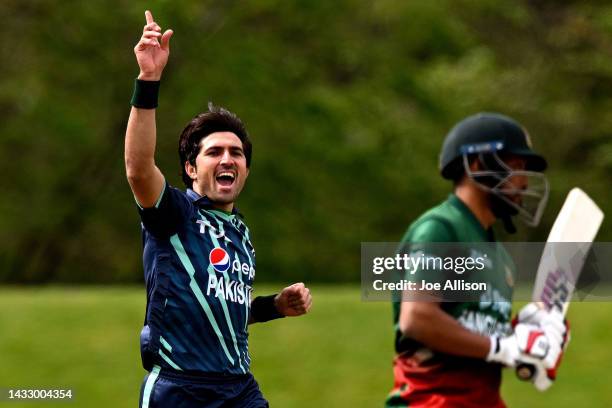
[125,11,312,407]
[386,113,570,407]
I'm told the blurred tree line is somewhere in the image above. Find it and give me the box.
[1,0,612,283]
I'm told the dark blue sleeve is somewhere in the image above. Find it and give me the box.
[137,182,194,237]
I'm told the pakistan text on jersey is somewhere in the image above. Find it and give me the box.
[207,275,253,305]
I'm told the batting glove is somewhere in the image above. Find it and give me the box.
[512,303,571,391]
[486,323,550,368]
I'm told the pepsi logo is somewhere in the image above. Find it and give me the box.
[209,248,230,273]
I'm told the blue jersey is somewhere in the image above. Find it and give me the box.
[138,182,255,375]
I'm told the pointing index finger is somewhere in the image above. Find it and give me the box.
[145,10,154,24]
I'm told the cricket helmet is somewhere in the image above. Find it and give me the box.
[439,112,547,179]
[439,112,549,231]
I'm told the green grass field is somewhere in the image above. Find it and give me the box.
[0,285,610,407]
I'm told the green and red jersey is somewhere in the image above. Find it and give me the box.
[387,194,515,408]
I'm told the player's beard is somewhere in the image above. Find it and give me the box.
[209,190,240,205]
[489,193,519,233]
[490,193,519,217]
[208,176,246,206]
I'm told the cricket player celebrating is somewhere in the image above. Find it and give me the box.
[125,11,312,407]
[386,113,570,407]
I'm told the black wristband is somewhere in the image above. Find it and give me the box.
[251,294,285,323]
[131,79,160,109]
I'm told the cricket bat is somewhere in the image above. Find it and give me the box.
[516,188,604,380]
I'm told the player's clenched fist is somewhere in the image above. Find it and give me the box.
[134,10,173,81]
[274,283,313,317]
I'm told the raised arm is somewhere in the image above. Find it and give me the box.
[125,10,173,208]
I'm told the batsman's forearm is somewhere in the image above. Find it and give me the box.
[400,303,490,359]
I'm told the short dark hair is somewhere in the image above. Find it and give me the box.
[178,103,252,188]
